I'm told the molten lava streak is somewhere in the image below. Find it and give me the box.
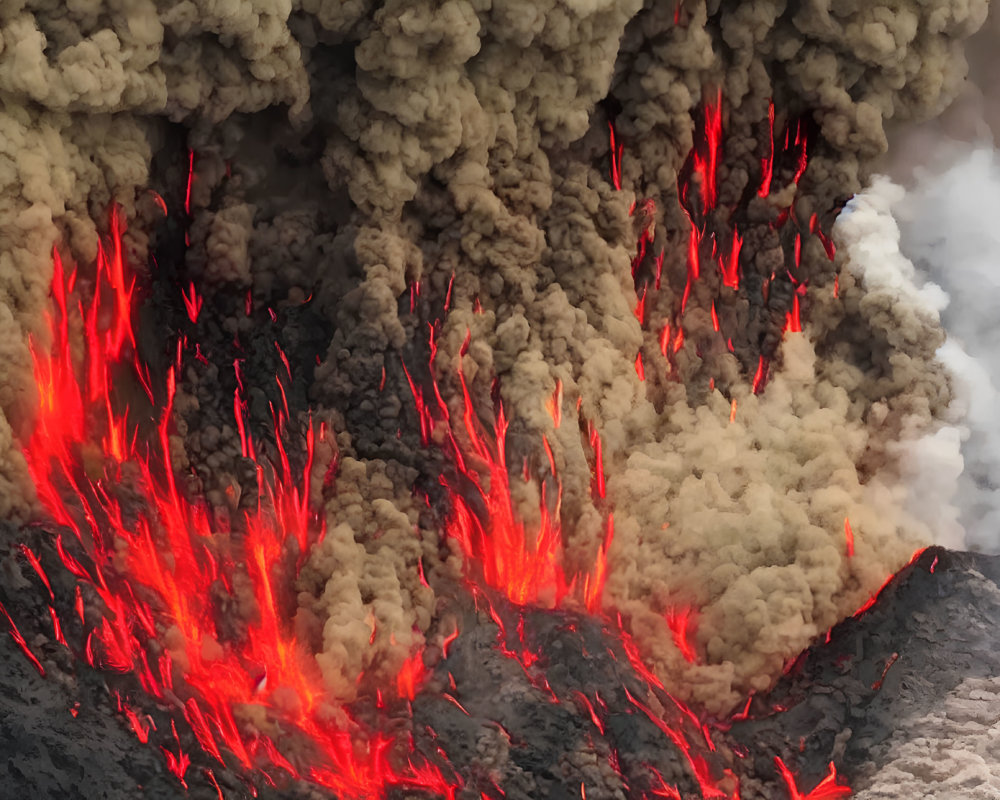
[22,208,453,798]
[5,90,860,799]
[611,93,835,399]
[404,326,613,611]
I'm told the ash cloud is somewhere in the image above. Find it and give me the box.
[0,0,990,736]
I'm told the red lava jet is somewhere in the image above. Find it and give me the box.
[21,209,455,798]
[613,91,835,401]
[0,88,880,800]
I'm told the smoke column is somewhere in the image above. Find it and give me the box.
[874,2,1000,555]
[893,147,1000,553]
[0,0,989,735]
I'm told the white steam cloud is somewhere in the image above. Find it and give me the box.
[834,175,966,551]
[838,142,1000,555]
[894,145,1000,553]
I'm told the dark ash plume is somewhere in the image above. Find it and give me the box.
[0,0,988,732]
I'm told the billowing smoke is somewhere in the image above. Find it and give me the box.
[0,0,989,732]
[892,146,1000,554]
[832,176,965,552]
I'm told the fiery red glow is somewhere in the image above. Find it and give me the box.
[20,210,455,798]
[608,95,835,407]
[775,758,851,800]
[692,89,723,213]
[635,284,648,324]
[546,379,564,428]
[181,281,203,323]
[0,88,867,800]
[785,293,802,334]
[406,329,613,610]
[624,688,734,799]
[184,150,195,216]
[0,599,45,676]
[149,189,169,218]
[609,121,624,191]
[752,356,769,395]
[665,607,699,664]
[759,100,775,197]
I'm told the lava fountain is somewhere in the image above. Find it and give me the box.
[0,1,992,798]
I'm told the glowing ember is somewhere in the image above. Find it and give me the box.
[181,281,203,323]
[608,96,836,416]
[609,120,624,191]
[665,607,699,664]
[546,379,563,428]
[0,599,45,676]
[20,210,453,798]
[752,356,769,395]
[623,688,733,799]
[405,330,613,610]
[759,100,775,197]
[775,758,851,800]
[719,228,743,289]
[184,150,194,216]
[693,88,723,214]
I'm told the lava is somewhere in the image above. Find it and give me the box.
[0,599,45,676]
[0,91,864,800]
[692,88,723,214]
[759,100,775,197]
[774,758,851,800]
[19,209,454,799]
[608,94,836,404]
[665,607,699,665]
[406,339,614,608]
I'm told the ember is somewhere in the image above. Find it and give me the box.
[21,211,454,798]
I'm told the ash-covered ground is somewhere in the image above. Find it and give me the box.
[3,534,997,799]
[726,546,1000,799]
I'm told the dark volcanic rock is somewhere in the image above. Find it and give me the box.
[0,524,283,800]
[410,597,731,800]
[0,629,235,800]
[2,541,999,799]
[726,546,1000,798]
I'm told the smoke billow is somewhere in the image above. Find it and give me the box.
[891,146,1000,554]
[0,0,989,729]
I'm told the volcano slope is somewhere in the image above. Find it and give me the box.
[726,546,1000,799]
[2,535,998,799]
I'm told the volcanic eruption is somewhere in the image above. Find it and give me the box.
[0,1,997,798]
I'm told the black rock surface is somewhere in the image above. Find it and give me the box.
[1,541,997,799]
[725,546,1000,798]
